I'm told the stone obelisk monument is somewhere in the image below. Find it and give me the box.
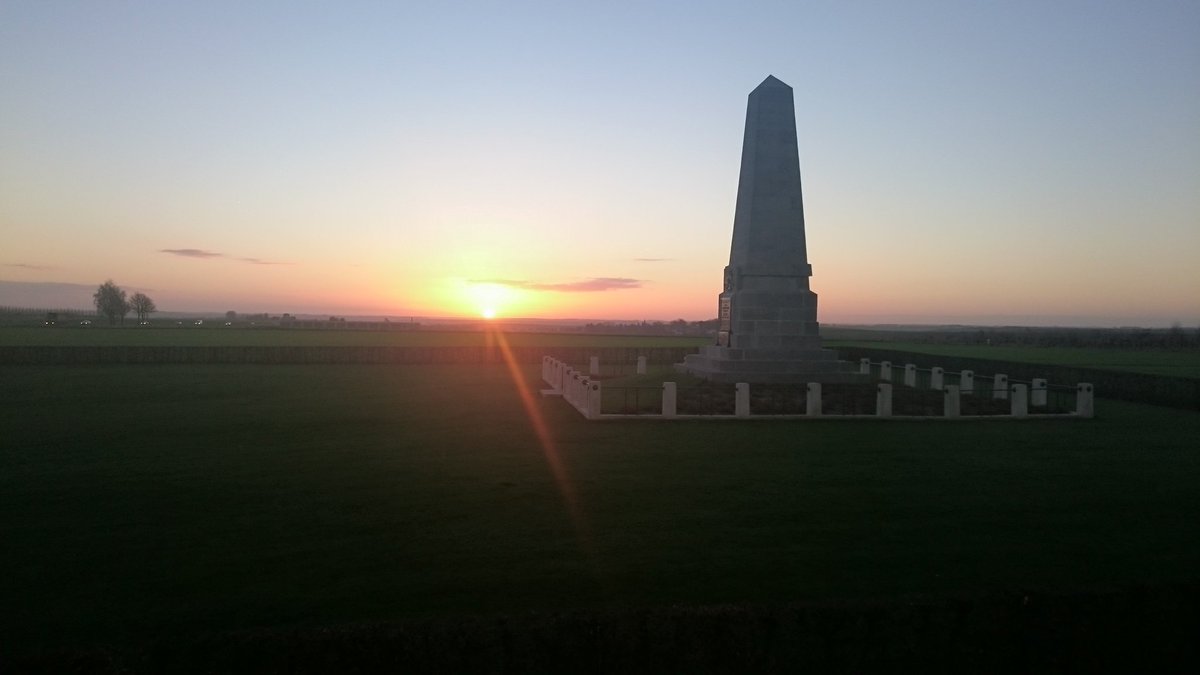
[681,75,854,383]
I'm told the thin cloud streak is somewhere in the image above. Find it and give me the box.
[633,258,673,262]
[4,263,55,270]
[160,248,223,258]
[473,277,642,292]
[160,249,290,265]
[238,257,291,266]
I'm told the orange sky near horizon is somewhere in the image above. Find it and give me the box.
[2,2,1198,327]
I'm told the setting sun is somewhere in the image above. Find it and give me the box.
[466,282,515,319]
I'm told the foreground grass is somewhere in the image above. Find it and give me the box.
[827,340,1200,377]
[2,364,1198,658]
[0,326,709,349]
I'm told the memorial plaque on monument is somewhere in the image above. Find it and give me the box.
[680,75,858,383]
[718,297,731,347]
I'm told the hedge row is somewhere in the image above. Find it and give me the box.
[12,585,1198,673]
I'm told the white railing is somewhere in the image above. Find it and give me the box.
[542,355,1094,421]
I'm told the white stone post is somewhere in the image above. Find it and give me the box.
[1031,378,1047,406]
[1010,384,1028,417]
[1076,383,1095,418]
[587,380,602,419]
[880,361,892,381]
[931,367,944,390]
[876,383,893,417]
[960,370,975,395]
[806,382,822,416]
[944,385,961,417]
[574,374,585,411]
[904,363,917,387]
[589,355,600,376]
[993,374,1008,400]
[662,382,677,417]
[859,358,870,375]
[735,382,750,417]
[636,355,647,375]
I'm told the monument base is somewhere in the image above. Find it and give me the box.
[678,345,864,384]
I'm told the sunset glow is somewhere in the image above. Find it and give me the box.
[1,2,1197,326]
[466,282,517,319]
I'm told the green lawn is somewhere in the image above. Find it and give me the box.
[2,364,1198,658]
[827,340,1200,378]
[0,326,709,348]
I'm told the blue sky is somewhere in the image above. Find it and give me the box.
[2,0,1198,325]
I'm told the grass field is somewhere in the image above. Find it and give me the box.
[6,327,1192,378]
[827,340,1200,378]
[0,325,709,349]
[3,363,1198,660]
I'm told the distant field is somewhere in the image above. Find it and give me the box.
[826,340,1200,378]
[3,363,1198,659]
[0,325,709,349]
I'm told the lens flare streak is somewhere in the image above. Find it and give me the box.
[490,328,588,537]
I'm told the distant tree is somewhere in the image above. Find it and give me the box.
[129,292,157,323]
[93,280,130,325]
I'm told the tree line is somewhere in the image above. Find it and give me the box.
[578,319,719,336]
[93,280,156,325]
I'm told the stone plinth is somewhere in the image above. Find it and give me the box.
[679,345,856,383]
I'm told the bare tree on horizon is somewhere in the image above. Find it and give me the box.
[93,280,130,325]
[129,292,157,323]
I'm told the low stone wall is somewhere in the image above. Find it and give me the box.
[0,345,699,366]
